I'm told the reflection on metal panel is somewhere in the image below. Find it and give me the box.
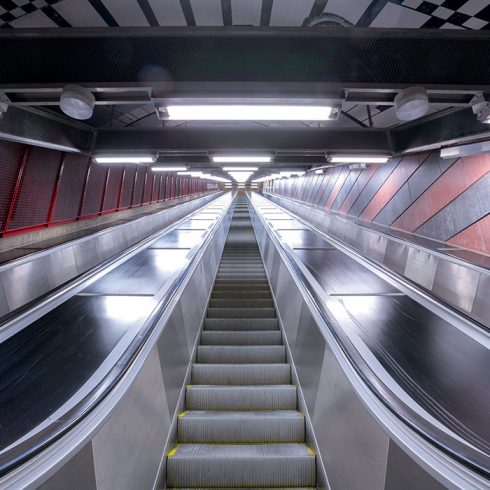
[91,347,170,490]
[404,248,437,290]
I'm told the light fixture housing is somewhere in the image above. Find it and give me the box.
[213,155,272,163]
[394,86,429,122]
[329,155,390,164]
[151,166,187,172]
[222,166,259,171]
[440,141,490,159]
[94,155,156,164]
[60,85,96,120]
[162,105,333,121]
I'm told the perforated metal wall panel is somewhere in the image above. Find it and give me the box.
[80,163,106,217]
[132,166,146,206]
[0,140,24,231]
[8,147,61,230]
[120,166,137,208]
[102,167,123,212]
[142,169,153,204]
[52,154,90,222]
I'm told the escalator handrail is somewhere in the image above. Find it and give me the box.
[248,194,490,480]
[0,194,235,477]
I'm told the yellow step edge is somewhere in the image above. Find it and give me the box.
[167,444,180,457]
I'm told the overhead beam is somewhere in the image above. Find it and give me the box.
[1,27,490,92]
[94,127,390,154]
[391,107,490,153]
[0,106,93,153]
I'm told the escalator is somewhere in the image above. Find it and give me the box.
[166,197,317,488]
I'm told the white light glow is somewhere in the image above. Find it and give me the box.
[222,166,259,171]
[213,156,271,163]
[151,166,187,172]
[166,105,332,121]
[329,155,390,164]
[315,169,324,174]
[178,171,203,177]
[228,171,253,183]
[94,156,155,164]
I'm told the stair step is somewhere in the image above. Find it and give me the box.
[212,284,270,291]
[204,318,279,331]
[200,331,281,345]
[191,363,290,384]
[177,410,304,443]
[186,385,297,410]
[197,346,286,363]
[211,291,272,299]
[207,308,276,319]
[166,443,315,488]
[209,299,273,308]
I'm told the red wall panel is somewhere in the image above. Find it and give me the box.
[8,147,62,230]
[120,166,137,208]
[0,140,25,231]
[80,163,107,217]
[52,154,90,222]
[102,167,123,212]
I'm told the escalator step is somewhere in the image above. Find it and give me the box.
[196,345,286,364]
[166,443,315,488]
[191,363,291,385]
[203,318,279,331]
[185,385,297,410]
[177,410,304,443]
[208,299,273,308]
[200,331,281,345]
[206,308,276,318]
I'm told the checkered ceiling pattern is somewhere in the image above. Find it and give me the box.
[1,0,488,30]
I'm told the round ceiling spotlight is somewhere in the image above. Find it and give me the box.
[60,85,95,120]
[394,86,429,122]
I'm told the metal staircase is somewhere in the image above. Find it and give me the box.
[167,197,316,489]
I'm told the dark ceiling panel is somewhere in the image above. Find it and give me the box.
[0,28,489,88]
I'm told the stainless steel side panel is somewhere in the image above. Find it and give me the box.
[91,347,170,490]
[264,193,489,328]
[0,193,221,319]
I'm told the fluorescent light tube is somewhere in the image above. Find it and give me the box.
[166,105,332,121]
[222,166,259,171]
[315,169,324,174]
[151,166,187,172]
[213,156,271,163]
[177,171,203,176]
[330,155,390,164]
[94,156,155,164]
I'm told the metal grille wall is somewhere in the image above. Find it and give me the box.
[0,140,217,237]
[266,150,490,255]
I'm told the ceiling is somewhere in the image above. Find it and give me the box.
[2,0,489,131]
[0,1,490,180]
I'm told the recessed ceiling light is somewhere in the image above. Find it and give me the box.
[151,166,188,172]
[165,105,333,121]
[213,156,272,163]
[222,166,259,171]
[60,85,96,120]
[94,155,155,164]
[394,86,429,122]
[329,155,390,164]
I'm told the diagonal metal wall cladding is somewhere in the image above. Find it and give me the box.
[0,27,489,87]
[0,106,93,153]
